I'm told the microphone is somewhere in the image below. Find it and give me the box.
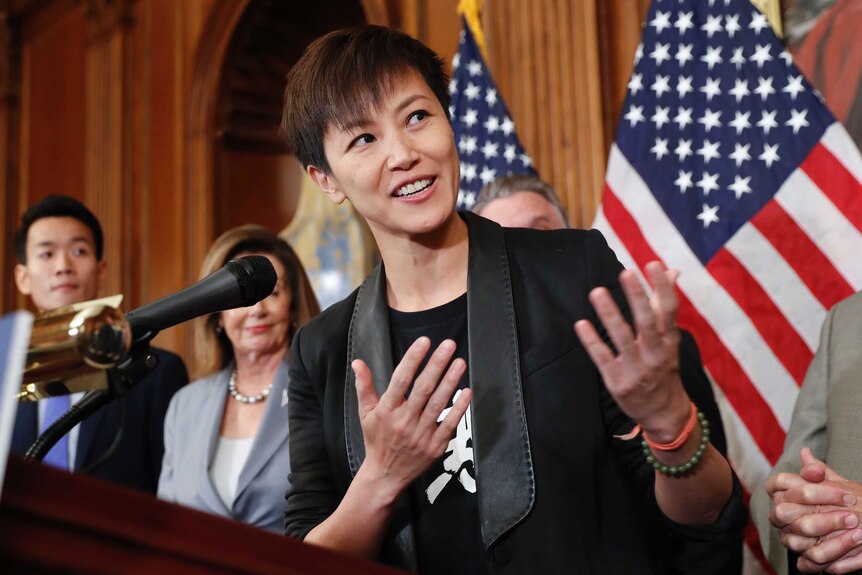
[125,255,277,344]
[22,256,276,464]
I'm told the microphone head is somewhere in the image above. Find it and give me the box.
[225,255,278,306]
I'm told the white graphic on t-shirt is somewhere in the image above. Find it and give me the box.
[425,389,476,504]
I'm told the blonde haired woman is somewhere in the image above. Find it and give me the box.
[158,225,319,532]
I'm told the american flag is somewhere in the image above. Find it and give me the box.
[593,0,862,571]
[449,17,536,211]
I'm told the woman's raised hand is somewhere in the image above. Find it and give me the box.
[574,261,690,442]
[353,336,471,495]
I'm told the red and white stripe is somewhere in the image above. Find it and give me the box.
[595,125,862,573]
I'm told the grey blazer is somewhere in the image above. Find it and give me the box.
[158,362,292,533]
[751,291,862,574]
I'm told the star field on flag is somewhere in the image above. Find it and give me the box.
[449,18,536,211]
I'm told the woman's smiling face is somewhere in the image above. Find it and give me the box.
[308,70,460,249]
[221,252,292,360]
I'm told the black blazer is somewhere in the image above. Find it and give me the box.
[11,347,188,493]
[286,212,746,574]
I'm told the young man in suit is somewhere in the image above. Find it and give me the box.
[10,195,188,493]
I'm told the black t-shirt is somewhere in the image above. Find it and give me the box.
[388,293,488,575]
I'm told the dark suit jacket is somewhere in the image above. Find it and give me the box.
[11,347,188,493]
[286,212,746,574]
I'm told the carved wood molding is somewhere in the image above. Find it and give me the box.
[0,14,23,313]
[182,0,251,361]
[188,0,380,360]
[79,0,134,43]
[186,0,248,302]
[18,0,77,41]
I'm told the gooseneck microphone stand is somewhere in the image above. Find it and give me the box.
[24,343,158,465]
[24,256,278,465]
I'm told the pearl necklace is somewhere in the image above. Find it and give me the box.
[227,370,272,404]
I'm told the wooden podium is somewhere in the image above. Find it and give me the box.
[0,456,404,574]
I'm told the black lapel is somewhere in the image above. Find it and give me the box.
[462,211,536,549]
[345,263,417,570]
[344,263,393,474]
[342,213,536,560]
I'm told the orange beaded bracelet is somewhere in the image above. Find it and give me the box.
[613,402,710,476]
[643,412,710,476]
[642,401,699,451]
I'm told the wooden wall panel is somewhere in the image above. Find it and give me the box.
[121,0,242,355]
[14,2,87,313]
[485,0,607,228]
[82,0,133,308]
[0,16,23,315]
[181,0,251,360]
[0,0,232,360]
[215,150,303,234]
[598,0,651,153]
[135,0,194,354]
[22,5,86,220]
[420,0,459,70]
[1,0,651,366]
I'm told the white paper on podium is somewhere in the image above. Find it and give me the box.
[0,311,33,496]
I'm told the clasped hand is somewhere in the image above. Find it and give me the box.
[352,337,471,497]
[574,261,690,441]
[767,448,862,573]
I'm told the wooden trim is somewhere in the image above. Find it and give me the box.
[0,16,23,313]
[184,0,248,356]
[572,0,605,226]
[19,0,76,41]
[360,0,396,26]
[398,0,420,36]
[597,0,644,152]
[186,0,248,266]
[130,0,149,310]
[14,16,32,314]
[484,0,606,228]
[119,0,136,308]
[186,0,248,259]
[83,2,130,304]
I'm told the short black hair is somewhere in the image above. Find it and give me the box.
[282,25,450,173]
[14,195,104,264]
